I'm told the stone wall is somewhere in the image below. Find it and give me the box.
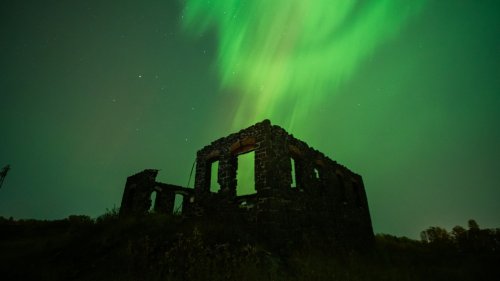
[191,120,373,244]
[119,170,193,217]
[119,119,373,246]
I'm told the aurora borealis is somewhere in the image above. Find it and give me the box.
[183,0,426,129]
[0,0,499,238]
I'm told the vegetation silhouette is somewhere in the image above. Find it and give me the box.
[0,164,10,189]
[0,210,499,281]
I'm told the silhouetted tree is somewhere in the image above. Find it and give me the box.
[0,164,10,189]
[468,219,479,231]
[420,226,451,244]
[467,219,481,251]
[451,225,467,251]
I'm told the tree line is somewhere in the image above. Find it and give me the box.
[420,219,500,253]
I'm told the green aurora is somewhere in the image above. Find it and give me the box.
[183,0,426,129]
[0,0,498,238]
[183,0,427,192]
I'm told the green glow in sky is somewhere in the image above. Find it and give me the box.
[183,0,425,129]
[1,0,498,238]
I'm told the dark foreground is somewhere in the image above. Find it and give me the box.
[0,212,498,281]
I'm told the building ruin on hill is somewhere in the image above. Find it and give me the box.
[119,120,373,244]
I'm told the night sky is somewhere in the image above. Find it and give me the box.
[1,0,499,238]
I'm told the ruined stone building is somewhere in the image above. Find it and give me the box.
[120,120,373,245]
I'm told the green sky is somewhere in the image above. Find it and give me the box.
[0,0,498,238]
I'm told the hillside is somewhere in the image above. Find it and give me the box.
[0,212,499,281]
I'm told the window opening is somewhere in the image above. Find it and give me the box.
[291,158,297,188]
[173,194,184,214]
[149,191,157,212]
[314,168,320,179]
[236,151,256,196]
[210,160,220,193]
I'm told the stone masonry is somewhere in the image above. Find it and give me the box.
[119,120,374,245]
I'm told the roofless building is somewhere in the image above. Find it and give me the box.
[119,120,373,246]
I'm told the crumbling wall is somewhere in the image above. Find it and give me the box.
[119,119,373,246]
[194,120,274,197]
[119,169,159,216]
[190,120,373,244]
[119,170,193,217]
